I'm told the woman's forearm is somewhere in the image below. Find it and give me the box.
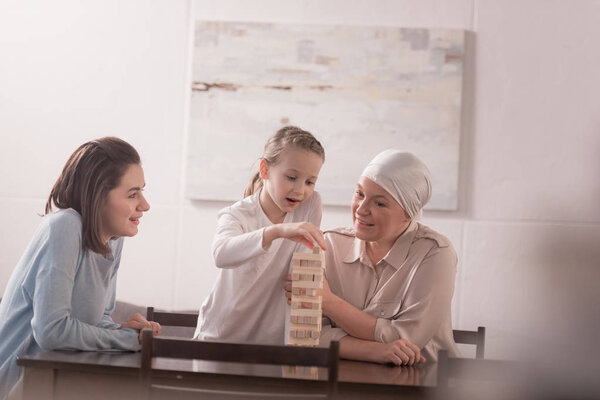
[339,336,381,363]
[324,294,377,341]
[339,335,426,366]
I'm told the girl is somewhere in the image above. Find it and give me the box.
[195,126,326,344]
[0,137,160,400]
[286,150,459,365]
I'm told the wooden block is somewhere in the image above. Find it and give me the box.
[290,294,318,303]
[292,267,323,275]
[289,337,320,346]
[292,296,321,305]
[293,280,322,289]
[290,308,322,317]
[292,253,325,262]
[290,323,322,333]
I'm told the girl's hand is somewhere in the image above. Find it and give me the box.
[264,222,326,251]
[372,339,426,366]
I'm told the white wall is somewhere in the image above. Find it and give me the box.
[1,0,599,362]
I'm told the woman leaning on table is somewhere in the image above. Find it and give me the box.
[287,150,459,366]
[0,137,161,400]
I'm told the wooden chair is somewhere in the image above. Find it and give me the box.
[140,329,339,399]
[146,306,199,328]
[452,326,485,359]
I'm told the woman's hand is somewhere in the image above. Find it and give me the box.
[119,312,162,342]
[264,222,326,251]
[371,339,426,366]
[119,312,151,330]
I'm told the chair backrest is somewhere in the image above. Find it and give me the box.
[452,326,485,359]
[140,329,339,399]
[146,307,199,328]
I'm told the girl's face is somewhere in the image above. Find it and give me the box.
[260,147,323,222]
[351,176,411,245]
[101,163,150,243]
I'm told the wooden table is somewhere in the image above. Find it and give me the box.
[17,346,437,399]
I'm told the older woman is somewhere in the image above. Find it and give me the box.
[287,150,459,365]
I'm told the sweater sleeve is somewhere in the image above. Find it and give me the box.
[212,208,268,268]
[96,241,122,330]
[373,245,457,348]
[30,224,140,352]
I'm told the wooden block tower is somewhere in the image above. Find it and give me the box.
[288,246,325,346]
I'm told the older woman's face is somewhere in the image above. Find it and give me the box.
[352,176,411,243]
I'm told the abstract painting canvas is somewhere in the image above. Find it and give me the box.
[187,21,464,210]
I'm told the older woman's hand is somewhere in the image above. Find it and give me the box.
[373,339,426,366]
[284,275,335,314]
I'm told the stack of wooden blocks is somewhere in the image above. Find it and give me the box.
[288,246,325,346]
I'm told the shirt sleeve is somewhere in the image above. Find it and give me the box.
[96,286,120,329]
[374,245,457,348]
[212,208,268,268]
[30,224,140,352]
[319,321,348,347]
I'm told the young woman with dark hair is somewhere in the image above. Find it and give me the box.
[0,137,159,399]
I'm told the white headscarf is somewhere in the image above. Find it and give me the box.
[360,150,432,220]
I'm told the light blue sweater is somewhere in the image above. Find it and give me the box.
[0,209,140,398]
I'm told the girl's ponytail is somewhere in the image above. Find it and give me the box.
[244,171,262,198]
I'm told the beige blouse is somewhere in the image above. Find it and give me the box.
[320,220,460,361]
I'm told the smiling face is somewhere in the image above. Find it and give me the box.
[259,147,323,223]
[101,163,150,242]
[352,176,411,245]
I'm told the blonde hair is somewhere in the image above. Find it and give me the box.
[244,126,325,198]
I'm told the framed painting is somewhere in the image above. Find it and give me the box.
[186,21,464,209]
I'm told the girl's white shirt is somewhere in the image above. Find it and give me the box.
[194,189,322,344]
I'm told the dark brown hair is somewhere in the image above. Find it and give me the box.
[45,137,141,256]
[244,126,325,197]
